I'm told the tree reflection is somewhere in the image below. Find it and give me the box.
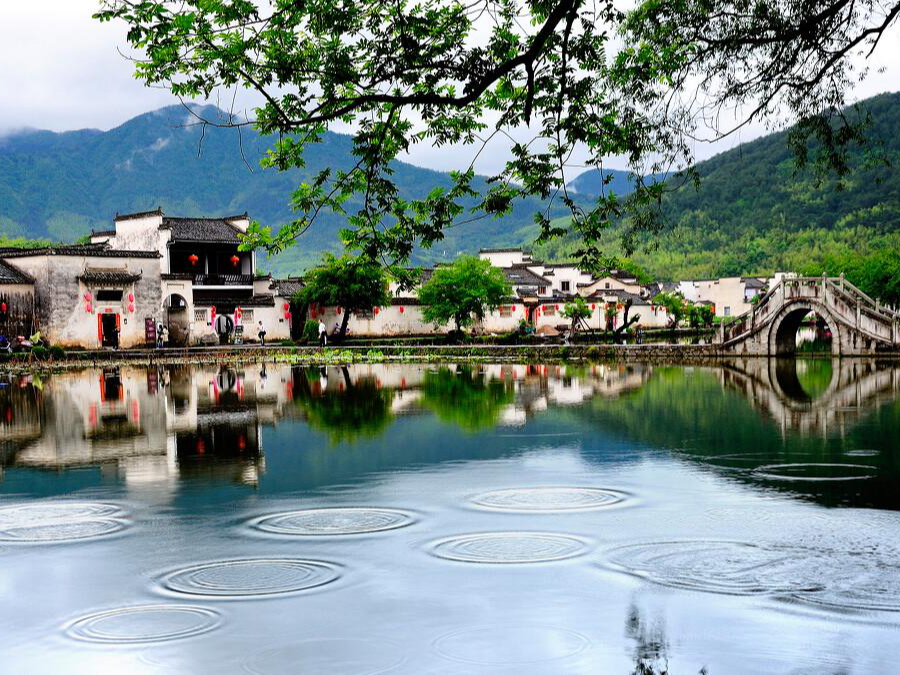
[421,366,513,431]
[293,366,394,444]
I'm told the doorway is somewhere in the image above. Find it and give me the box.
[99,313,120,348]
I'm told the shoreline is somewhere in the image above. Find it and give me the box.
[2,343,898,372]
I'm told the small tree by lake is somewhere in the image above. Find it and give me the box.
[419,256,511,333]
[653,292,688,331]
[299,254,390,340]
[561,297,591,333]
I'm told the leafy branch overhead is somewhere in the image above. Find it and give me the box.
[96,0,898,273]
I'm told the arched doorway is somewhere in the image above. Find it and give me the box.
[770,303,838,356]
[164,294,190,346]
[214,313,234,345]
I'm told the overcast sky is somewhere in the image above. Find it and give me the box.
[2,1,899,174]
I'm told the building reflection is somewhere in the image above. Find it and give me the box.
[0,364,297,487]
[1,359,898,491]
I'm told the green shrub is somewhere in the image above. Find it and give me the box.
[586,346,601,361]
[31,346,49,360]
[303,319,319,343]
[279,339,294,347]
[49,345,66,360]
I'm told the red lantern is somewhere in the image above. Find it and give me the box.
[188,254,199,265]
[128,304,135,313]
[399,306,405,313]
[555,304,559,310]
[591,303,596,310]
[231,255,240,267]
[0,302,6,313]
[210,305,216,320]
[374,307,380,315]
[337,307,342,314]
[235,307,242,319]
[86,303,92,313]
[283,302,290,311]
[84,292,91,301]
[128,292,134,302]
[285,311,292,320]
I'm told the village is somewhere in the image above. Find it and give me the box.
[0,208,784,350]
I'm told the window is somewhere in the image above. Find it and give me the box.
[724,306,731,316]
[241,309,254,322]
[538,286,547,295]
[194,309,207,322]
[543,305,556,317]
[356,308,374,320]
[560,281,571,292]
[499,305,513,317]
[605,282,611,289]
[96,289,123,302]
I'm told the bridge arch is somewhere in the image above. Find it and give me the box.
[768,300,841,357]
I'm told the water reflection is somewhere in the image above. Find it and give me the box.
[1,359,900,673]
[2,360,899,508]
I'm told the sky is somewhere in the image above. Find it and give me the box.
[2,0,899,175]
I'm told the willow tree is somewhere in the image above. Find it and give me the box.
[97,0,897,275]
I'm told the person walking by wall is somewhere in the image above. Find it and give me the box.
[157,322,164,349]
[161,324,169,348]
[318,319,327,347]
[257,320,266,346]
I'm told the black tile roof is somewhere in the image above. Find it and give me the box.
[0,243,160,259]
[193,293,275,307]
[501,266,551,288]
[0,259,34,285]
[78,268,142,284]
[91,229,116,237]
[479,247,529,254]
[273,278,304,297]
[162,216,245,243]
[115,207,163,221]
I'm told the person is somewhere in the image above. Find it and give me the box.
[257,320,266,347]
[161,324,169,348]
[318,319,327,347]
[157,322,164,349]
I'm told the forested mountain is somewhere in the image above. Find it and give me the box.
[0,104,551,274]
[1,93,899,288]
[536,91,900,299]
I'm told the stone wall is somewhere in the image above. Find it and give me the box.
[10,253,163,349]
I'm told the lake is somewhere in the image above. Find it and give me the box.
[1,359,899,674]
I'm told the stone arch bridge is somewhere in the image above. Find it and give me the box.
[718,276,900,356]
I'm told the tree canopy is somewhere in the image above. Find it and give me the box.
[418,256,511,331]
[298,253,391,336]
[96,0,898,274]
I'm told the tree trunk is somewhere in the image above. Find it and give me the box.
[338,308,351,341]
[613,299,640,336]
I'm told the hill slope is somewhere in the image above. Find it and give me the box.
[0,104,550,274]
[539,91,900,286]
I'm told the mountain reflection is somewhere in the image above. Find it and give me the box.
[1,359,899,507]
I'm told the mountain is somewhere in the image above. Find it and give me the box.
[0,104,552,274]
[538,91,900,287]
[2,93,899,283]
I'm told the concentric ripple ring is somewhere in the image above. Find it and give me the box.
[752,463,877,482]
[429,532,589,564]
[66,605,222,643]
[604,540,822,596]
[0,502,128,543]
[160,558,341,598]
[252,507,415,536]
[472,487,627,512]
[434,625,591,665]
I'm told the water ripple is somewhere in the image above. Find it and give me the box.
[429,532,589,564]
[433,625,591,665]
[752,463,877,482]
[604,540,821,596]
[0,502,128,543]
[160,558,341,599]
[66,605,222,644]
[244,638,405,674]
[472,487,627,512]
[252,508,415,536]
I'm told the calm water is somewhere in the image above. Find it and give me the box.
[1,359,899,674]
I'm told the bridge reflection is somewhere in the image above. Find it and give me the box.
[720,358,900,437]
